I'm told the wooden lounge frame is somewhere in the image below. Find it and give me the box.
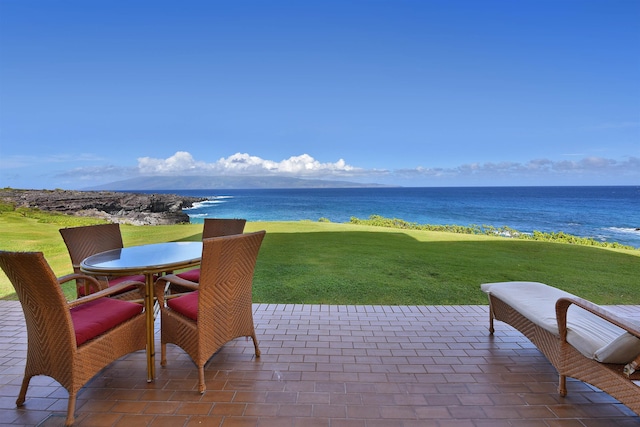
[486,290,640,415]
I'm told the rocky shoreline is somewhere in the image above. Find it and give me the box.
[0,189,207,225]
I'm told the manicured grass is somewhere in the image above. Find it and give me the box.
[1,211,639,305]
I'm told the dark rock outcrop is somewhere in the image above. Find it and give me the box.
[0,189,206,225]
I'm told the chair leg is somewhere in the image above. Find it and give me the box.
[558,374,567,397]
[251,333,261,357]
[161,342,167,366]
[16,375,31,406]
[65,391,77,426]
[198,366,206,394]
[488,304,495,334]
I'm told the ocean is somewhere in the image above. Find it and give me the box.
[153,186,640,248]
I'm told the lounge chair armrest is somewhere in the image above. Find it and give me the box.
[556,297,640,341]
[68,280,145,308]
[155,274,199,305]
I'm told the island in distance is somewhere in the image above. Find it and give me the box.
[85,175,395,191]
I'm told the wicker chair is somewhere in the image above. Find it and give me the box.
[60,223,145,300]
[0,251,147,426]
[175,218,247,283]
[154,230,265,393]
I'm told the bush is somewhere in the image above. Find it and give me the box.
[349,215,637,251]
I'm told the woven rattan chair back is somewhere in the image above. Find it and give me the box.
[173,218,247,287]
[0,251,76,361]
[60,223,125,271]
[60,223,142,299]
[0,250,146,426]
[198,229,263,343]
[201,218,247,239]
[156,230,266,393]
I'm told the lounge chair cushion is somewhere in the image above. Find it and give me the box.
[71,298,143,346]
[481,281,640,364]
[594,325,640,363]
[167,290,199,321]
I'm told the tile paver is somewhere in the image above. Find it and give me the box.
[0,301,639,426]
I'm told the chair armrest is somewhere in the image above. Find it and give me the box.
[59,272,111,295]
[58,272,100,287]
[154,274,199,306]
[68,280,145,308]
[58,273,108,295]
[556,297,640,341]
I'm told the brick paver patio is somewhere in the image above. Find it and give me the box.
[1,301,639,426]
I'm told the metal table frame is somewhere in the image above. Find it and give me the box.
[81,241,202,381]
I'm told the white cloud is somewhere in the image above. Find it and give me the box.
[0,153,105,169]
[390,156,640,185]
[138,151,204,174]
[55,165,138,183]
[34,152,639,189]
[133,151,640,186]
[137,152,362,178]
[402,156,638,176]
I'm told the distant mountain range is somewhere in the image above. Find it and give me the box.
[85,175,395,191]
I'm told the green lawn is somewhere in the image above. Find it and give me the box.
[1,210,639,305]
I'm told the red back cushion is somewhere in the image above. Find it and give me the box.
[71,298,143,346]
[176,268,201,282]
[167,290,199,321]
[109,274,146,286]
[78,274,145,296]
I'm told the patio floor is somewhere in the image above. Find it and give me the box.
[1,300,639,427]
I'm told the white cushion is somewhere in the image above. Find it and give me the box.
[593,321,640,363]
[481,281,640,364]
[480,281,571,335]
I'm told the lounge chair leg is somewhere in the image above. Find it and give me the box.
[488,307,495,335]
[16,375,31,406]
[558,374,567,397]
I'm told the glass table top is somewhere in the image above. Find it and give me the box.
[81,241,203,274]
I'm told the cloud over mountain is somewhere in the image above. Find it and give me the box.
[14,150,639,189]
[132,151,639,186]
[137,152,363,177]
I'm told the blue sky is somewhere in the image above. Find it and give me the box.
[1,0,638,189]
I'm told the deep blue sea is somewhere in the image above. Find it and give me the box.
[152,186,640,248]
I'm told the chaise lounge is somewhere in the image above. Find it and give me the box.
[481,281,640,415]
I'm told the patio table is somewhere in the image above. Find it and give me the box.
[80,241,202,381]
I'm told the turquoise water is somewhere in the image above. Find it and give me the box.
[151,186,640,248]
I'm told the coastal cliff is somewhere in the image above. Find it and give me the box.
[0,189,206,225]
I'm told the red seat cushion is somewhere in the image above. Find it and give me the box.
[78,274,146,296]
[167,290,199,321]
[71,298,143,346]
[176,268,200,282]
